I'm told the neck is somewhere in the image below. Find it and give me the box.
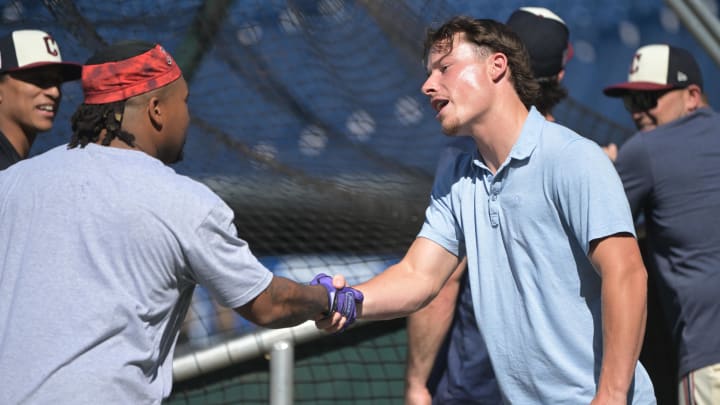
[94,127,152,156]
[0,123,36,159]
[470,97,529,174]
[104,136,150,155]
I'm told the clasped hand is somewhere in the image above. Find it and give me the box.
[310,273,363,333]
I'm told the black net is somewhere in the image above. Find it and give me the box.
[7,0,633,402]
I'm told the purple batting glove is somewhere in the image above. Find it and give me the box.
[310,273,364,332]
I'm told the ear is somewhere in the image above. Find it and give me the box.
[557,69,565,82]
[685,85,703,112]
[488,52,508,82]
[148,96,163,131]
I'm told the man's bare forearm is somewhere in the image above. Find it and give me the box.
[405,260,466,402]
[235,276,329,328]
[590,236,648,404]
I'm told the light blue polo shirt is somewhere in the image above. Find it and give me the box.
[419,108,655,404]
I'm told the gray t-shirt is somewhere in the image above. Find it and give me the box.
[0,144,273,404]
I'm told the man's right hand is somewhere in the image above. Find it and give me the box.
[312,274,363,333]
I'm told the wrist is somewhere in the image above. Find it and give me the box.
[405,377,427,389]
[594,385,628,404]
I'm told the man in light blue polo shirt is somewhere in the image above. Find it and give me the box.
[318,16,656,404]
[404,7,577,404]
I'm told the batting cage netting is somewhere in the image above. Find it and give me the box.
[7,1,633,403]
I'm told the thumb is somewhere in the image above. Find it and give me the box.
[332,274,347,289]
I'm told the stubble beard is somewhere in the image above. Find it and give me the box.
[440,117,461,137]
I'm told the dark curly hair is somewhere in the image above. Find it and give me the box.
[535,78,568,118]
[424,16,540,110]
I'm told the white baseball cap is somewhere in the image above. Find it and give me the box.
[0,29,81,82]
[603,44,702,97]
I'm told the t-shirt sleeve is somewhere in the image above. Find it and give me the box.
[614,134,653,219]
[554,139,636,254]
[183,202,273,309]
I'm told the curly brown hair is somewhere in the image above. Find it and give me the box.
[424,16,540,110]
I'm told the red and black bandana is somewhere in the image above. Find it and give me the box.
[82,44,181,104]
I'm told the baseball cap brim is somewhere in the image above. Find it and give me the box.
[2,61,82,82]
[603,81,677,97]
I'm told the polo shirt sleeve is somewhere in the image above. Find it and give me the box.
[614,134,653,219]
[418,154,466,257]
[554,139,636,254]
[183,202,273,309]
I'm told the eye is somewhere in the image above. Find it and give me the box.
[439,65,449,73]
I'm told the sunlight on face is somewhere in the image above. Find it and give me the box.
[422,35,492,136]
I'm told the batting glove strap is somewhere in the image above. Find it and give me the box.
[310,273,364,331]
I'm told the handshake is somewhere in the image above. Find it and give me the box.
[310,273,364,332]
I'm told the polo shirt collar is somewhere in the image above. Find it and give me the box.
[471,106,543,170]
[508,106,542,161]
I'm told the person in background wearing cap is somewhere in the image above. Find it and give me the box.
[0,40,363,404]
[0,29,80,170]
[604,44,720,405]
[404,8,575,404]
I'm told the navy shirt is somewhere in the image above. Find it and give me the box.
[615,107,720,377]
[0,131,21,170]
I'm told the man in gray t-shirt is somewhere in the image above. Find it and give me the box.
[0,40,362,404]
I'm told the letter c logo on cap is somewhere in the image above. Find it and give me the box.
[43,36,59,57]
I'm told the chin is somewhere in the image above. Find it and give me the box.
[35,123,54,133]
[639,124,656,132]
[441,123,460,136]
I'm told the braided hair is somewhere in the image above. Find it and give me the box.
[69,101,134,148]
[69,40,156,149]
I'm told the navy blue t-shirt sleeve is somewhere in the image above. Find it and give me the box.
[614,134,653,219]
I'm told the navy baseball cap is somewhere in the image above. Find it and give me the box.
[506,7,573,79]
[0,29,81,81]
[603,44,703,97]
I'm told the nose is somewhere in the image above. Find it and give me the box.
[421,74,436,97]
[44,84,61,100]
[631,110,646,122]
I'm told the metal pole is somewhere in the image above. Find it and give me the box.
[685,0,720,45]
[173,320,368,382]
[269,340,294,405]
[664,0,720,67]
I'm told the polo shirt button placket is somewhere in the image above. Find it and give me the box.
[489,179,501,227]
[489,192,499,227]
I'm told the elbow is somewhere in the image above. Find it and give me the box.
[234,302,287,329]
[237,305,308,329]
[248,312,278,328]
[253,310,294,329]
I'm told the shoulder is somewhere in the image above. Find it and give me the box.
[149,165,226,210]
[616,130,648,160]
[538,120,607,164]
[84,146,228,216]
